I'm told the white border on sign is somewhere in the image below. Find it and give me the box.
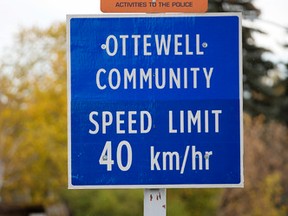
[66,13,244,189]
[66,16,72,189]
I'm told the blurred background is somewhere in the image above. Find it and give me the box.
[0,0,288,215]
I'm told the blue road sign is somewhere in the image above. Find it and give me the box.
[67,13,243,188]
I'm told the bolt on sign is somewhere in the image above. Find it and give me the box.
[100,0,208,13]
[67,13,243,189]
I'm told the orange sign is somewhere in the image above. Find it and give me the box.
[100,0,208,13]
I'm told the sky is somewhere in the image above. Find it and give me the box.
[0,0,287,61]
[0,0,100,51]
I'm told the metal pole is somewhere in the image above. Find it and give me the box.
[144,189,166,216]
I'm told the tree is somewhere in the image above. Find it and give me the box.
[207,1,288,215]
[0,23,67,204]
[218,114,288,215]
[209,0,288,124]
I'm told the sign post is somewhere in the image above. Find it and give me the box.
[67,13,243,215]
[144,189,166,216]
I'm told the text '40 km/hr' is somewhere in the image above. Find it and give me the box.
[99,141,213,173]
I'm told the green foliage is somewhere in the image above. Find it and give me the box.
[250,172,285,216]
[62,189,220,216]
[168,189,221,216]
[62,190,143,216]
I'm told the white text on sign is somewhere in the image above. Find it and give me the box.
[89,109,222,135]
[89,27,224,175]
[101,34,205,56]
